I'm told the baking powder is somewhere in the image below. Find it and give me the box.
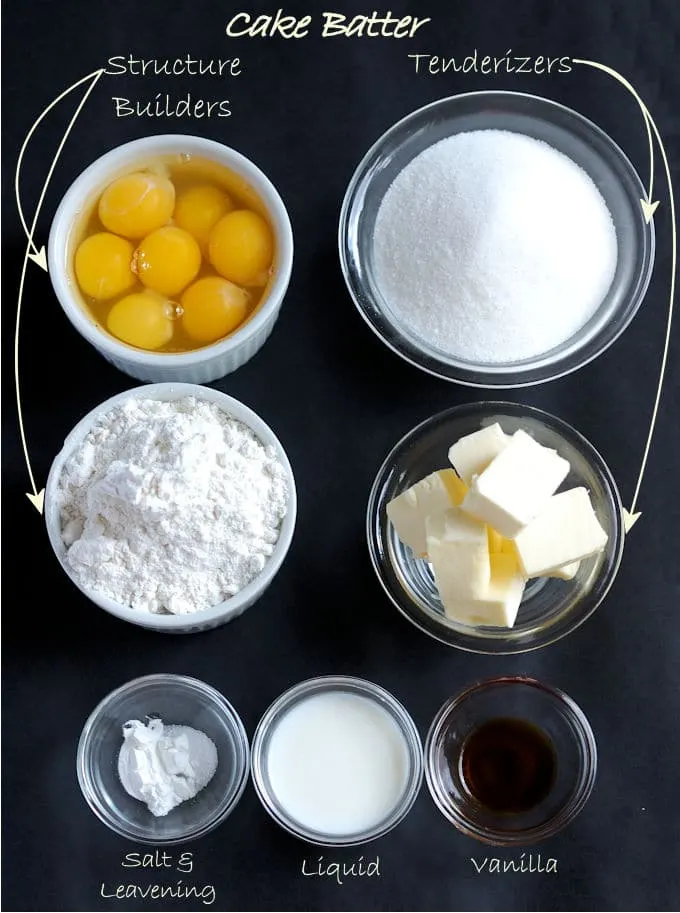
[118,718,218,817]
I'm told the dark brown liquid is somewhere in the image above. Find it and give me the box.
[456,718,556,814]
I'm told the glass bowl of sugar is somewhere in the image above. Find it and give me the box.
[367,401,624,654]
[339,90,655,387]
[77,674,250,843]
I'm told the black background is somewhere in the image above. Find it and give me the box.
[2,0,680,910]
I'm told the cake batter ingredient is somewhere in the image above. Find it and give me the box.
[460,430,570,538]
[386,422,608,627]
[174,184,233,249]
[106,290,174,350]
[181,276,250,343]
[455,717,556,814]
[373,130,617,363]
[72,154,275,352]
[56,396,289,614]
[118,718,218,817]
[99,171,176,239]
[209,209,273,286]
[513,487,608,577]
[74,233,136,300]
[135,225,202,296]
[386,468,467,557]
[265,691,410,836]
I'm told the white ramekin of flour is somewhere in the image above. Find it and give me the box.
[45,383,297,633]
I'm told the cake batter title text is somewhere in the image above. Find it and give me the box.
[225,9,431,38]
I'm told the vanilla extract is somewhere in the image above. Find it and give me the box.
[455,717,556,814]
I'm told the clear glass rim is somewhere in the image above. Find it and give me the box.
[366,401,624,655]
[338,89,656,388]
[250,675,424,846]
[76,673,250,844]
[424,676,598,846]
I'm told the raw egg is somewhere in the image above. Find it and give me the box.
[107,290,174,350]
[135,226,202,297]
[209,210,274,286]
[74,232,135,300]
[98,172,175,239]
[174,184,233,249]
[181,276,250,343]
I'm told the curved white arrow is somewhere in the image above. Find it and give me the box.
[16,68,104,513]
[573,58,675,532]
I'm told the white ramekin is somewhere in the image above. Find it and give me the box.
[44,383,297,633]
[48,135,293,383]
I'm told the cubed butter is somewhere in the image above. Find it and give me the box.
[448,422,509,484]
[547,560,580,580]
[461,429,570,538]
[438,553,526,628]
[426,508,490,600]
[514,487,608,577]
[487,525,504,553]
[387,469,467,556]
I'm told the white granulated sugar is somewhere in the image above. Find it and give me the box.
[56,397,289,615]
[373,129,618,363]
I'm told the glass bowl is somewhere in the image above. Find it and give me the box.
[77,674,250,843]
[250,676,423,846]
[425,677,597,845]
[339,91,655,387]
[367,401,624,654]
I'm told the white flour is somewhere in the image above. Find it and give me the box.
[373,129,618,363]
[118,718,218,817]
[56,396,289,614]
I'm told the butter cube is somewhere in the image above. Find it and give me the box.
[438,553,526,628]
[547,561,580,580]
[426,508,490,600]
[387,469,467,557]
[487,525,504,553]
[448,422,509,484]
[461,430,570,538]
[514,487,608,577]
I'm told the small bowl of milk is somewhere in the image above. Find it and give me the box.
[250,676,424,845]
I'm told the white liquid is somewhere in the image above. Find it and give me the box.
[265,691,410,836]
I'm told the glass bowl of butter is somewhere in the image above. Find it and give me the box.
[367,402,624,654]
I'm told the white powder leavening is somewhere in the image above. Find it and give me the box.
[373,129,618,363]
[56,396,290,614]
[118,718,218,817]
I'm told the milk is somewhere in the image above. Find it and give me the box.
[265,691,410,835]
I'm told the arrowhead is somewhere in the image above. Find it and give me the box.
[26,489,45,514]
[622,508,641,533]
[28,246,48,271]
[640,199,660,223]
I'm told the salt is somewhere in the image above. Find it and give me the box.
[373,129,618,363]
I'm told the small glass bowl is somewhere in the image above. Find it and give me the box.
[250,676,424,846]
[339,91,655,387]
[77,674,250,843]
[367,401,624,654]
[425,677,597,845]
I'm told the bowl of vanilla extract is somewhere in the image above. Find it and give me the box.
[425,676,597,845]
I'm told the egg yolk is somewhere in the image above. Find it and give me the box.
[208,210,274,286]
[98,172,175,239]
[107,291,174,350]
[135,226,202,297]
[174,184,233,249]
[181,276,250,344]
[74,232,136,300]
